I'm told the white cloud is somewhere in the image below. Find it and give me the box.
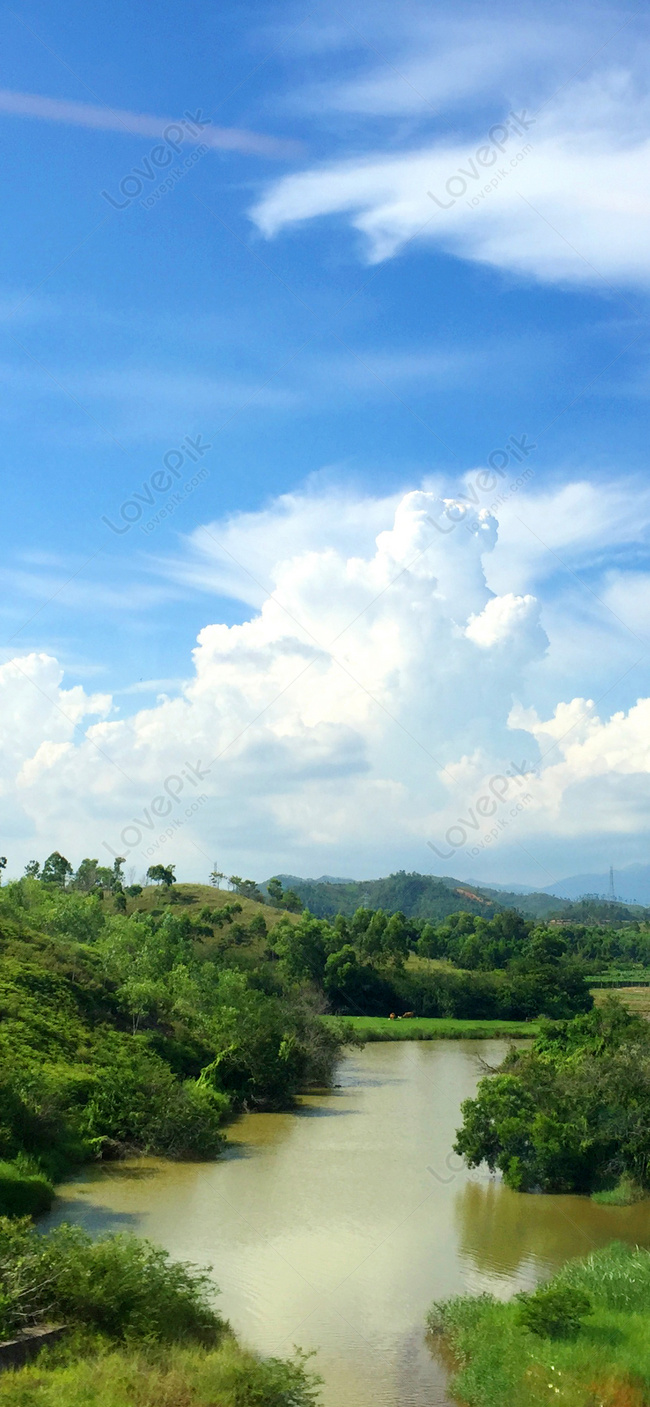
[251,73,650,286]
[2,479,650,883]
[0,88,298,158]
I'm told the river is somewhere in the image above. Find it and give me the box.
[44,1040,650,1407]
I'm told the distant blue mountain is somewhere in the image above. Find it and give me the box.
[467,878,537,895]
[539,863,650,905]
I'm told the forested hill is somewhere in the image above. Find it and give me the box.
[267,871,648,923]
[267,871,555,921]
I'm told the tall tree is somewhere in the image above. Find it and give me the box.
[41,852,73,887]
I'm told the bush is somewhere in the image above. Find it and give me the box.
[79,1037,226,1158]
[517,1283,592,1338]
[0,1218,221,1345]
[0,1162,53,1218]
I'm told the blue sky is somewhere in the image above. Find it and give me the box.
[2,0,650,887]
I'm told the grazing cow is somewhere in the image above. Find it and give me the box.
[400,1011,415,1019]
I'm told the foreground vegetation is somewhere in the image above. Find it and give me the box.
[0,1341,319,1407]
[0,1217,319,1405]
[454,1000,650,1195]
[428,1242,650,1407]
[322,1015,540,1040]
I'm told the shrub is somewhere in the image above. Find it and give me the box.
[0,1162,53,1218]
[517,1283,592,1338]
[0,1218,221,1345]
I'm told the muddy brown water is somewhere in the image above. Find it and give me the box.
[43,1041,650,1407]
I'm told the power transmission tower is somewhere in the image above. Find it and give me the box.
[608,865,615,901]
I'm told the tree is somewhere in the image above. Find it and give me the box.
[453,1002,650,1194]
[283,889,303,914]
[229,877,264,903]
[126,884,143,898]
[382,912,409,966]
[24,861,40,879]
[41,852,73,887]
[0,858,6,884]
[111,857,126,889]
[147,864,176,889]
[74,858,101,892]
[209,869,225,889]
[267,877,284,906]
[273,916,330,985]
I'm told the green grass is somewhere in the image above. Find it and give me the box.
[0,1337,320,1407]
[428,1242,650,1407]
[321,1015,540,1041]
[592,1177,648,1207]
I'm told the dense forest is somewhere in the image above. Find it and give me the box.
[268,869,650,925]
[271,905,593,1020]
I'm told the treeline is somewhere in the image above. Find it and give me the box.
[0,873,339,1211]
[454,999,650,1195]
[269,907,592,1021]
[416,907,650,969]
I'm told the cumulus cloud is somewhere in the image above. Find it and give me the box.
[2,483,650,883]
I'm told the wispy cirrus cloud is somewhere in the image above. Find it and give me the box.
[0,88,300,159]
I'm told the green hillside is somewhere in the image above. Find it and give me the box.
[269,871,649,924]
[270,870,560,921]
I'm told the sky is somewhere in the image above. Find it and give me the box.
[2,0,650,889]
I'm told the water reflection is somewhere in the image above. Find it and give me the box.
[455,1177,650,1287]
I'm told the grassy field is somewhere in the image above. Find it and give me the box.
[126,882,300,944]
[321,1015,540,1041]
[592,985,650,1017]
[428,1242,650,1407]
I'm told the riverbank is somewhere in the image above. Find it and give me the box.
[0,1217,319,1406]
[322,1015,540,1040]
[41,1041,650,1407]
[428,1241,650,1407]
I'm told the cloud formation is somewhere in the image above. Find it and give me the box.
[2,480,650,884]
[251,73,650,284]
